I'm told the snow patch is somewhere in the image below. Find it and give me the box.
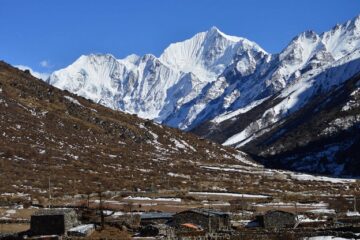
[64,96,83,107]
[189,192,270,198]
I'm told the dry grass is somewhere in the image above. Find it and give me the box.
[0,223,29,233]
[82,226,131,240]
[0,208,35,220]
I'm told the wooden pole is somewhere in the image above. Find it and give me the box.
[99,191,104,230]
[208,199,211,233]
[87,193,90,208]
[354,196,357,212]
[48,176,51,208]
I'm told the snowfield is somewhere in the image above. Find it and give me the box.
[188,192,270,199]
[289,172,356,183]
[124,196,182,202]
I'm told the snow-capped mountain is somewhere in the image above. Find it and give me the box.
[237,66,360,176]
[48,15,360,133]
[195,15,360,144]
[179,17,360,131]
[49,27,266,124]
[192,16,360,176]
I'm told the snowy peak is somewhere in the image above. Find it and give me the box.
[123,54,140,64]
[76,53,119,68]
[298,30,318,39]
[206,26,242,42]
[321,15,360,60]
[349,14,360,31]
[280,30,322,63]
[159,26,266,82]
[332,14,360,34]
[270,18,360,88]
[280,14,360,65]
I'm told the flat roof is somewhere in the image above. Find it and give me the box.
[177,208,229,217]
[33,208,75,216]
[140,212,174,220]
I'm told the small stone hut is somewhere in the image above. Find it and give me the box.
[30,209,78,236]
[171,209,230,232]
[261,210,297,229]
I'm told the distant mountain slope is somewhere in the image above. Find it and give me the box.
[191,16,360,177]
[243,72,360,177]
[193,49,360,177]
[190,15,360,131]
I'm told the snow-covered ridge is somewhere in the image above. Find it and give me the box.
[48,15,360,133]
[49,26,266,124]
[211,97,270,124]
[223,49,360,147]
[163,15,360,130]
[159,26,266,81]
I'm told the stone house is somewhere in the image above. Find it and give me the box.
[30,208,79,236]
[170,209,230,232]
[261,210,297,229]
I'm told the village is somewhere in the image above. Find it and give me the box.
[1,157,360,240]
[1,186,360,240]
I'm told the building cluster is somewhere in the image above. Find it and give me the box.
[12,207,360,239]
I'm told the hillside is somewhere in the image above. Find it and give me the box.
[243,71,360,177]
[0,61,247,197]
[0,61,357,202]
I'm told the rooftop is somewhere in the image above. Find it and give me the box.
[140,212,174,220]
[178,208,229,217]
[33,208,76,216]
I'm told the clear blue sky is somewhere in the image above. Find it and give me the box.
[0,0,359,73]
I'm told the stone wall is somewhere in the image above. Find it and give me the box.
[263,211,296,229]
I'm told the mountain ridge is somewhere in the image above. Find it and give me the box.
[47,26,268,127]
[47,15,360,131]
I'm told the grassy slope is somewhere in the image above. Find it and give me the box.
[0,61,358,205]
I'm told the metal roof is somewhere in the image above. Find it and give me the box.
[265,210,296,216]
[140,212,174,220]
[178,208,229,217]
